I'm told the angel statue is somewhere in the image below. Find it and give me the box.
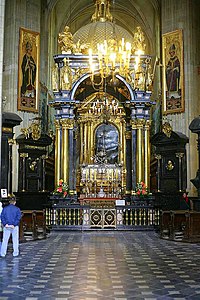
[58,25,74,54]
[132,26,146,54]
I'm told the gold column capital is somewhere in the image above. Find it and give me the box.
[60,118,74,129]
[131,120,137,129]
[54,119,60,128]
[136,119,146,128]
[131,118,146,129]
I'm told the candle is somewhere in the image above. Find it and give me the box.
[121,38,124,50]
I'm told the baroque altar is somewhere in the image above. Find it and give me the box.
[49,0,157,205]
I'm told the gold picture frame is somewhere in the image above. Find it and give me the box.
[162,29,184,114]
[18,27,40,112]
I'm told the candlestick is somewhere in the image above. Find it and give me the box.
[116,169,118,180]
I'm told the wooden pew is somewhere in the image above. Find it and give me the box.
[34,210,46,239]
[160,210,200,242]
[20,210,37,242]
[19,210,46,242]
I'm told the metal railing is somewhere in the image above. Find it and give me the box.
[45,204,160,230]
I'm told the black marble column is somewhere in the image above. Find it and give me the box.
[73,131,77,192]
[8,140,13,195]
[125,131,132,193]
[131,125,137,191]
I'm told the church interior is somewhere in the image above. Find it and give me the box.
[0,0,200,298]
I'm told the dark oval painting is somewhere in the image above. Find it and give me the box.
[95,124,119,164]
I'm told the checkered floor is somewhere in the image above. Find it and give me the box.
[0,231,200,299]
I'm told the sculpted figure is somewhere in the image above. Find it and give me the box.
[132,26,146,53]
[60,58,72,90]
[52,63,59,91]
[58,26,73,54]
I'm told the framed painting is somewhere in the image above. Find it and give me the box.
[18,27,40,112]
[162,29,184,114]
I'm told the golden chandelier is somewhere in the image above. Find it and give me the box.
[57,0,155,92]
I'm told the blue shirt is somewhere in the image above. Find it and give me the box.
[1,204,21,226]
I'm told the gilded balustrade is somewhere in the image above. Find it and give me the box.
[45,204,160,229]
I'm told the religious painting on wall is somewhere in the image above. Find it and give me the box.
[18,27,40,112]
[162,29,184,114]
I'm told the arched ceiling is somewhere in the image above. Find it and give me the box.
[47,0,161,55]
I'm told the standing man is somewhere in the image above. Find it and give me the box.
[0,197,21,257]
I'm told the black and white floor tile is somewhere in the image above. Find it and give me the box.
[0,231,200,299]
